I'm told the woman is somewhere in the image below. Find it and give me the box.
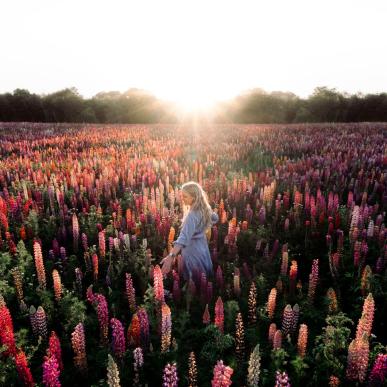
[160,181,219,284]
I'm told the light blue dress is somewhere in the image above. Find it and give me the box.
[173,210,219,283]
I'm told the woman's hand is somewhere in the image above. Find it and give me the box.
[160,254,174,275]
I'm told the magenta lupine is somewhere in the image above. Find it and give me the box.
[162,363,178,387]
[137,307,150,350]
[87,292,109,345]
[42,355,61,387]
[307,259,319,303]
[125,273,136,313]
[47,331,63,371]
[275,370,291,386]
[110,318,126,361]
[368,353,387,386]
[211,360,233,387]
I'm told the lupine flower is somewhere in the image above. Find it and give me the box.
[356,293,374,340]
[235,312,245,365]
[281,305,293,337]
[42,355,61,387]
[47,331,63,371]
[133,347,143,386]
[107,354,121,387]
[188,352,198,387]
[211,360,233,387]
[92,253,98,281]
[280,251,288,276]
[233,268,241,297]
[52,269,62,302]
[346,332,369,383]
[35,306,48,340]
[203,304,211,325]
[248,282,257,326]
[99,230,106,261]
[267,288,277,319]
[273,330,282,350]
[328,376,340,387]
[15,350,35,387]
[297,324,308,357]
[71,323,87,373]
[307,259,319,303]
[326,288,338,314]
[34,240,46,289]
[161,303,171,353]
[163,363,178,387]
[291,304,300,334]
[110,318,126,361]
[214,296,224,333]
[289,260,297,296]
[268,323,277,344]
[137,307,150,350]
[153,265,165,303]
[216,265,224,291]
[275,370,290,386]
[368,353,387,386]
[11,267,24,303]
[247,344,261,387]
[125,273,136,313]
[127,312,141,347]
[0,297,16,357]
[72,213,79,252]
[361,265,372,296]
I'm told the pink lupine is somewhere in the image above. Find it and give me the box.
[273,330,282,350]
[163,363,178,387]
[211,360,233,387]
[275,370,291,386]
[110,318,126,361]
[153,265,164,304]
[356,293,375,340]
[42,355,61,387]
[214,297,224,333]
[71,323,87,373]
[346,333,369,383]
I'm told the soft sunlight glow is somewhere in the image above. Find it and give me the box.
[1,0,387,104]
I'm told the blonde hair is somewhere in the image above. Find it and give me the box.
[180,181,213,232]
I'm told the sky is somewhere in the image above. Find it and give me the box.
[1,0,387,110]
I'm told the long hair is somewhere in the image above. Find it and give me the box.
[180,181,213,232]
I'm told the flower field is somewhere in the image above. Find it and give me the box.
[0,122,386,386]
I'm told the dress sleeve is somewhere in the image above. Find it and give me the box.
[211,211,219,225]
[173,211,197,248]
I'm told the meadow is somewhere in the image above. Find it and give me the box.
[0,122,386,386]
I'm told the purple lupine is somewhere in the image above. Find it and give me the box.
[137,307,150,350]
[110,318,126,361]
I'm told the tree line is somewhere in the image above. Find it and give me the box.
[1,86,387,123]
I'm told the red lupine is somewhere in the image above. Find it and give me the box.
[0,297,17,356]
[214,296,224,333]
[15,350,35,387]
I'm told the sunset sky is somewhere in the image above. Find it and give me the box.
[1,0,387,111]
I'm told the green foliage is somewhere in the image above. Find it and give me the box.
[58,290,87,333]
[224,300,240,333]
[312,312,354,382]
